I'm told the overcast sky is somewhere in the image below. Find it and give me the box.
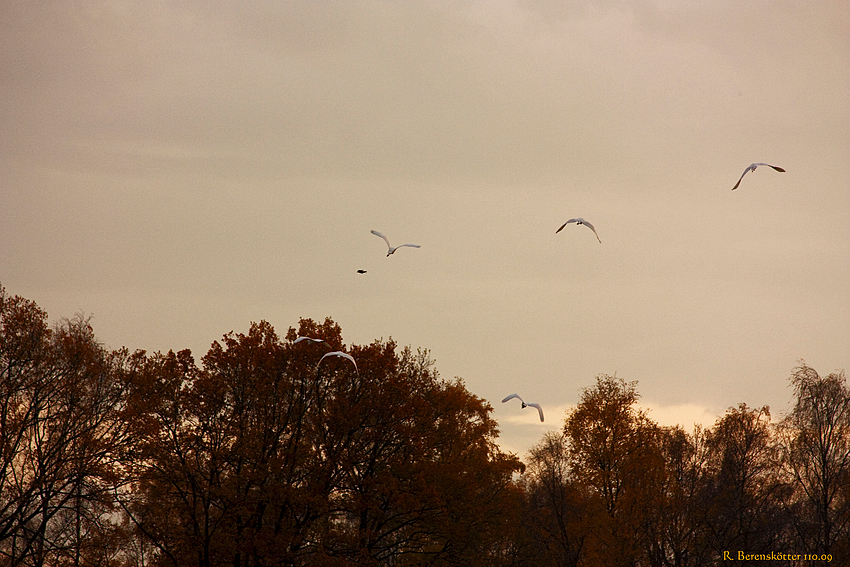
[2,0,848,454]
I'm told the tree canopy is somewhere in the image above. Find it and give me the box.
[1,285,847,566]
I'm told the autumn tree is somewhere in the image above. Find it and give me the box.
[0,285,129,566]
[312,339,523,566]
[123,317,523,567]
[522,375,718,567]
[12,282,844,567]
[643,425,712,567]
[699,404,792,562]
[563,375,666,566]
[779,362,850,557]
[119,320,322,566]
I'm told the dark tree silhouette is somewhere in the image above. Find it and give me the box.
[2,285,846,567]
[123,318,523,566]
[0,285,129,566]
[699,404,792,563]
[779,362,850,557]
[520,431,588,567]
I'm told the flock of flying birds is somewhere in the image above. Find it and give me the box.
[299,162,785,424]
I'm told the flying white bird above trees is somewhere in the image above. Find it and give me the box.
[731,163,786,190]
[556,218,601,243]
[501,393,544,422]
[371,230,421,256]
[316,351,358,373]
[293,336,325,345]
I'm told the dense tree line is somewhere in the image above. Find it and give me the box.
[1,285,848,566]
[520,377,846,567]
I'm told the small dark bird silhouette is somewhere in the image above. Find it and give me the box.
[356,270,367,274]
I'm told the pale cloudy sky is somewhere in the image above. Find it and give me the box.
[2,0,848,454]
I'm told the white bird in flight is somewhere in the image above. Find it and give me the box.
[371,230,421,256]
[731,163,785,190]
[316,351,358,372]
[293,336,325,345]
[501,393,544,422]
[556,218,601,243]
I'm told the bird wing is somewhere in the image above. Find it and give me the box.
[555,219,579,234]
[758,163,785,172]
[731,164,754,190]
[294,336,324,345]
[502,393,523,404]
[317,351,358,371]
[397,244,421,249]
[526,403,545,422]
[371,230,392,250]
[581,220,602,243]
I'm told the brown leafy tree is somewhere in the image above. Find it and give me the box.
[562,375,666,567]
[0,285,129,566]
[314,338,524,566]
[119,321,319,566]
[123,317,523,567]
[520,376,720,567]
[10,284,845,567]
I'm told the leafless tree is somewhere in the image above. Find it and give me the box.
[779,362,850,556]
